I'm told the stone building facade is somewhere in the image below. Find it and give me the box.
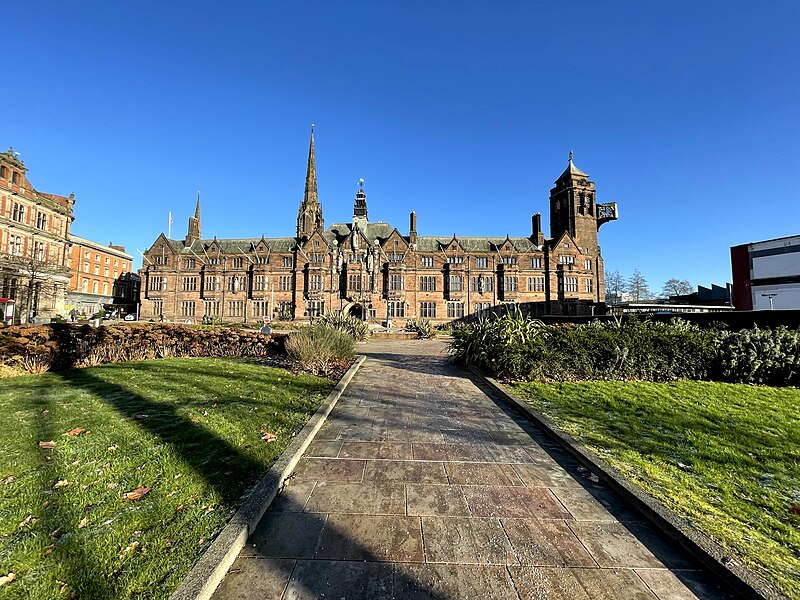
[140,134,618,324]
[0,148,75,323]
[66,236,139,317]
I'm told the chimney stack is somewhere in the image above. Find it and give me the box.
[409,211,417,245]
[531,213,544,245]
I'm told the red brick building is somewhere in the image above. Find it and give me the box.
[66,236,138,317]
[140,134,617,324]
[0,148,74,323]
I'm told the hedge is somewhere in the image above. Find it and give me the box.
[450,313,800,387]
[0,323,284,374]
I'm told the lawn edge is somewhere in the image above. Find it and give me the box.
[169,355,367,600]
[478,372,790,600]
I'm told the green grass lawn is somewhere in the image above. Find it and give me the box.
[0,358,334,599]
[511,380,800,599]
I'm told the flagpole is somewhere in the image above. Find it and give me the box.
[168,211,173,238]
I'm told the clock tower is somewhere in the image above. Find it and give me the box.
[549,152,617,248]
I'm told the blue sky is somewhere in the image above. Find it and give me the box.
[6,1,799,292]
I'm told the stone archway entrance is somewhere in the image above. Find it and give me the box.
[348,304,365,320]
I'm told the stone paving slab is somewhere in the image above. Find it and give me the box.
[304,481,406,515]
[212,339,735,600]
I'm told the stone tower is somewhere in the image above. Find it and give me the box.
[353,179,368,229]
[296,128,324,240]
[185,194,201,245]
[549,151,599,247]
[549,152,618,249]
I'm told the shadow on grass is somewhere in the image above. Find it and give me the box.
[53,366,450,599]
[56,368,267,507]
[30,379,110,598]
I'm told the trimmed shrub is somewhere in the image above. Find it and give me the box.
[285,325,355,377]
[405,317,436,339]
[317,311,371,341]
[0,323,283,374]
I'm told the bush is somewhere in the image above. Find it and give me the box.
[451,313,800,387]
[0,323,283,374]
[285,325,355,376]
[317,311,371,341]
[715,325,800,387]
[405,317,436,339]
[450,309,548,379]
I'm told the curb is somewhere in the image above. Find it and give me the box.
[478,373,789,600]
[170,355,367,600]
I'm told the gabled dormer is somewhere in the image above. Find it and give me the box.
[382,229,410,265]
[302,231,331,266]
[496,236,520,268]
[145,233,177,268]
[550,231,581,269]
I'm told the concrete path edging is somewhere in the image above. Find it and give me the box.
[479,373,789,600]
[170,355,367,600]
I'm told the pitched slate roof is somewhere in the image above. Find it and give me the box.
[161,226,542,256]
[177,237,297,254]
[556,153,589,182]
[414,236,542,253]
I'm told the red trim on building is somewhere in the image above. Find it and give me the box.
[730,244,752,311]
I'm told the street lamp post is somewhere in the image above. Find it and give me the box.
[761,293,777,310]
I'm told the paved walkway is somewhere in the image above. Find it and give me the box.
[213,339,733,599]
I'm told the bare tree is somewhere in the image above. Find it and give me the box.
[0,252,70,322]
[661,278,693,298]
[604,270,627,305]
[628,269,652,302]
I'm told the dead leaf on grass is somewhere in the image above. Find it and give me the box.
[18,515,35,529]
[260,432,278,442]
[50,526,64,539]
[0,573,15,587]
[78,517,89,529]
[53,480,70,489]
[123,486,151,501]
[38,441,56,449]
[65,428,86,436]
[107,445,118,452]
[789,505,800,516]
[120,541,140,557]
[2,475,16,485]
[190,417,200,423]
[43,545,54,556]
[175,504,185,512]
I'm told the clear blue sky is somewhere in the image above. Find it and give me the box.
[6,1,799,292]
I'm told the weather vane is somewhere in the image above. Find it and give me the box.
[358,178,365,189]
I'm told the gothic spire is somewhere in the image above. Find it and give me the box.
[297,127,324,239]
[184,192,202,245]
[304,128,318,206]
